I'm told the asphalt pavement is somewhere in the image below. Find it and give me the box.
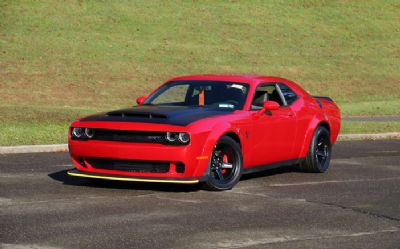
[1,140,400,249]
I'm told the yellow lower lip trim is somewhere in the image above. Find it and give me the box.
[67,171,199,184]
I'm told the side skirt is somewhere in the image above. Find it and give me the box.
[242,158,305,175]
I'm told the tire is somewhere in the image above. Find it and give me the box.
[299,126,332,173]
[202,136,243,191]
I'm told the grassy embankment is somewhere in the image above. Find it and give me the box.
[1,0,399,145]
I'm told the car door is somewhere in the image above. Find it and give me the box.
[249,83,298,166]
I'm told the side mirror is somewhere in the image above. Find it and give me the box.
[263,100,280,111]
[136,96,146,105]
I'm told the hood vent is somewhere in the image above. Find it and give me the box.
[107,112,167,119]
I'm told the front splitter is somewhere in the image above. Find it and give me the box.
[67,169,200,184]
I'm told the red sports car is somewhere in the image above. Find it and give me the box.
[67,75,340,190]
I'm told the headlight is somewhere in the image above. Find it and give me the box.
[165,132,190,145]
[85,128,94,138]
[166,132,178,142]
[72,128,85,138]
[71,127,94,140]
[178,132,190,143]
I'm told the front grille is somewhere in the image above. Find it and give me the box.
[86,157,170,173]
[91,129,166,143]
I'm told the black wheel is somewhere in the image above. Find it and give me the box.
[299,126,331,173]
[202,136,243,191]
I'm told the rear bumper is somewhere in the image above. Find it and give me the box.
[67,169,201,184]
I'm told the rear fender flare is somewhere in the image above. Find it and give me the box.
[299,114,327,158]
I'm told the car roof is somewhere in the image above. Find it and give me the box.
[166,74,310,97]
[168,74,293,86]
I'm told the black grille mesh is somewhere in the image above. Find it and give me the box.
[86,157,170,173]
[91,129,166,143]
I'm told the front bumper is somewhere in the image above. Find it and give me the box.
[67,169,201,184]
[68,135,212,180]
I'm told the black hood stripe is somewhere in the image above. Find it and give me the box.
[80,105,233,126]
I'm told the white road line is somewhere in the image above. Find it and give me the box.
[1,243,62,249]
[269,177,400,187]
[151,195,202,204]
[212,228,400,248]
[55,164,72,167]
[0,194,154,206]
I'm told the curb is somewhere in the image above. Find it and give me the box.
[0,144,68,154]
[337,132,400,141]
[1,132,400,154]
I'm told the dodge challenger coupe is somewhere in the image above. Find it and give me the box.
[67,75,340,190]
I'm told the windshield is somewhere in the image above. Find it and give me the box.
[144,80,250,110]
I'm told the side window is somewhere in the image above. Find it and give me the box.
[278,83,297,105]
[251,84,284,110]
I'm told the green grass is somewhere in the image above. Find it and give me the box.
[340,121,400,134]
[0,105,104,145]
[340,100,400,116]
[1,0,399,145]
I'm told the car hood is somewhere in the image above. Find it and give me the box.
[79,105,234,126]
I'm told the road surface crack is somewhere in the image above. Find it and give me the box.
[230,190,400,223]
[306,200,400,223]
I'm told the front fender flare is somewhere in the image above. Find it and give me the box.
[192,123,241,177]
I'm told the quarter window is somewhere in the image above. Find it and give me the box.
[251,84,284,110]
[278,83,297,105]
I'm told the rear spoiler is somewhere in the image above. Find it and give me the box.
[312,96,334,102]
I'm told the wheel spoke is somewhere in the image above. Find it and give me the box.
[210,142,238,184]
[214,150,222,156]
[216,169,224,180]
[314,133,330,166]
[221,163,233,169]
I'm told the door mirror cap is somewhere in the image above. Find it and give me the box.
[263,100,280,110]
[136,96,146,105]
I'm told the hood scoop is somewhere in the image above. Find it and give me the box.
[106,111,167,119]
